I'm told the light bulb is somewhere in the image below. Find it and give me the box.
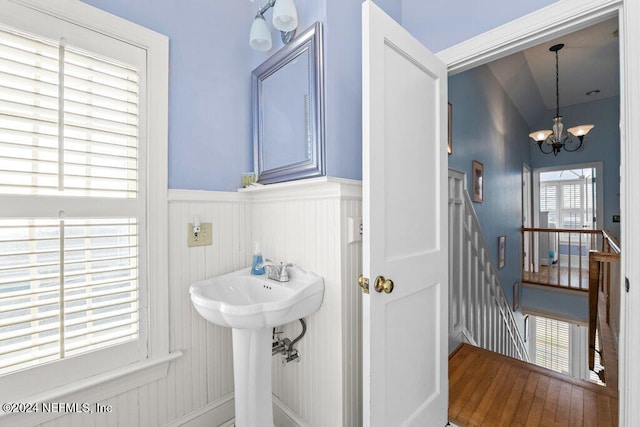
[568,124,595,137]
[272,0,298,32]
[529,130,553,142]
[250,15,272,51]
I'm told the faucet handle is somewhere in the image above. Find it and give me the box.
[279,263,296,281]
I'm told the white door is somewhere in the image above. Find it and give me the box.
[362,2,448,426]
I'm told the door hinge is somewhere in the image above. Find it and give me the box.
[625,277,630,293]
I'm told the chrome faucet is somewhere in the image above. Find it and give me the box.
[259,261,293,282]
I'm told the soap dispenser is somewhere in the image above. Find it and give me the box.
[251,242,265,275]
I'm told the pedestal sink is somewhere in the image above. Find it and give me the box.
[189,266,324,427]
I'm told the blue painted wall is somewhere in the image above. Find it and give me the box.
[82,0,255,191]
[530,96,621,238]
[81,0,562,190]
[522,287,588,321]
[448,65,531,308]
[401,0,558,52]
[448,64,599,327]
[323,0,362,181]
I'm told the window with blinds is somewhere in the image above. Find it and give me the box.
[540,184,558,225]
[534,316,570,374]
[0,25,141,375]
[541,181,587,229]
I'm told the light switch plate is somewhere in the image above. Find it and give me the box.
[348,216,363,244]
[188,222,212,247]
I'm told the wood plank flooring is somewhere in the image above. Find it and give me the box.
[449,344,618,427]
[522,265,589,290]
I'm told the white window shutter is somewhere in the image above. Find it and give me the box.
[0,26,141,376]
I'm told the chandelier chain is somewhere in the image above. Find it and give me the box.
[555,49,560,118]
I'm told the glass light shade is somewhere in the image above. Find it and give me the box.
[250,16,272,51]
[567,124,595,137]
[272,0,298,32]
[529,129,553,142]
[552,116,564,142]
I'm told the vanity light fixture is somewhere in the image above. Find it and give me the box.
[249,0,298,51]
[528,44,595,156]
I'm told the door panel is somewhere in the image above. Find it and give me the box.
[362,1,448,425]
[383,42,439,259]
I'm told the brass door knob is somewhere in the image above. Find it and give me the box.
[358,274,369,294]
[374,276,394,293]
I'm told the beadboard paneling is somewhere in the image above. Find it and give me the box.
[36,192,251,427]
[249,178,362,427]
[35,180,362,427]
[341,199,363,427]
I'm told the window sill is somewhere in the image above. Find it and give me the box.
[1,351,183,427]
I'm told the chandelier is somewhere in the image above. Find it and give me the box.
[529,44,594,156]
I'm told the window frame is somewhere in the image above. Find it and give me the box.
[0,0,173,414]
[529,314,592,382]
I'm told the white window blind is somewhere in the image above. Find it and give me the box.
[541,180,591,229]
[534,316,570,374]
[540,184,558,224]
[0,25,141,376]
[0,28,138,198]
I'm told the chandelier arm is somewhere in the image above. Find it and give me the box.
[537,141,555,155]
[532,44,592,156]
[563,136,585,152]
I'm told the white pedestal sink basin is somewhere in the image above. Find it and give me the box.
[189,266,324,427]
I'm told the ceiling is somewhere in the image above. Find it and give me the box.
[487,18,619,128]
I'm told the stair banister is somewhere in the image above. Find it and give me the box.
[449,169,529,362]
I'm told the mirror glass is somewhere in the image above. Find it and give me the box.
[261,51,310,171]
[252,22,324,184]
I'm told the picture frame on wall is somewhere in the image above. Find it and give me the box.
[472,160,483,203]
[513,282,520,311]
[448,102,453,155]
[498,235,506,269]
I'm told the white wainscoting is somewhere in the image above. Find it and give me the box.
[35,179,362,427]
[36,191,252,427]
[246,177,362,427]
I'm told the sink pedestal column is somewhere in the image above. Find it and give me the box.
[232,327,273,427]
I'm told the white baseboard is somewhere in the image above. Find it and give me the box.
[451,325,477,347]
[167,394,308,427]
[273,395,309,427]
[165,393,235,427]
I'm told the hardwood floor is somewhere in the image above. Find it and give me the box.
[522,265,589,290]
[449,344,618,426]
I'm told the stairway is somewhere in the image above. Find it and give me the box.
[448,169,528,361]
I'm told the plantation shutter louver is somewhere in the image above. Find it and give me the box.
[0,25,141,376]
[540,184,558,225]
[534,316,570,374]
